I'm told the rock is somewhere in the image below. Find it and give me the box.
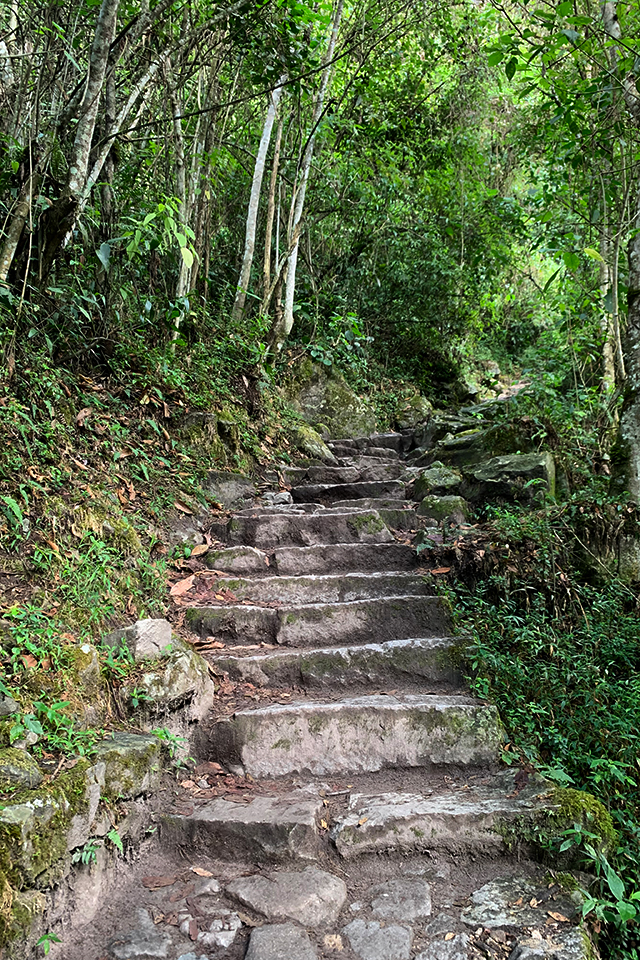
[108,908,172,958]
[177,412,227,461]
[462,453,556,502]
[93,732,162,799]
[177,955,209,960]
[263,491,294,505]
[461,877,577,931]
[206,545,270,575]
[508,928,589,959]
[0,695,18,717]
[424,915,462,937]
[342,919,413,960]
[287,359,377,439]
[415,933,470,959]
[369,878,432,921]
[226,866,347,926]
[291,424,338,463]
[395,394,434,430]
[131,640,214,718]
[103,619,173,661]
[197,911,242,948]
[245,922,317,960]
[0,748,42,788]
[412,464,462,500]
[205,470,256,507]
[416,496,469,523]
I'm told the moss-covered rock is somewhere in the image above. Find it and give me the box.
[0,750,42,790]
[291,424,337,464]
[127,640,214,719]
[395,393,433,430]
[93,732,162,800]
[286,360,377,439]
[416,495,469,523]
[462,452,556,502]
[412,464,462,500]
[205,470,256,508]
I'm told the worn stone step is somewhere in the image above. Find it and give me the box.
[273,543,417,576]
[212,571,431,605]
[342,460,406,482]
[367,431,414,452]
[209,694,502,778]
[292,480,405,504]
[162,790,322,862]
[332,770,555,858]
[188,595,451,647]
[304,465,362,484]
[222,510,393,548]
[211,636,463,689]
[329,498,419,532]
[335,445,401,460]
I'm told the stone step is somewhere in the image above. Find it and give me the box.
[273,542,417,576]
[223,510,394,548]
[329,499,419,532]
[162,790,322,862]
[367,431,414,452]
[342,460,406,482]
[211,636,463,689]
[304,465,362,484]
[291,480,405,504]
[335,445,400,460]
[332,770,555,858]
[212,571,432,605]
[187,595,451,647]
[208,694,502,778]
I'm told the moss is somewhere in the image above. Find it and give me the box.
[346,513,385,536]
[308,715,329,735]
[552,787,617,850]
[7,888,46,947]
[271,738,292,750]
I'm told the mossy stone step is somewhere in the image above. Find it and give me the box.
[332,770,556,858]
[212,571,432,605]
[208,694,503,778]
[187,595,451,647]
[211,636,463,690]
[222,510,394,548]
[273,543,417,576]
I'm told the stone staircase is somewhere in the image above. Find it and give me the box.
[79,425,590,960]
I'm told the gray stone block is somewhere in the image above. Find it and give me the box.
[245,922,317,959]
[226,866,346,926]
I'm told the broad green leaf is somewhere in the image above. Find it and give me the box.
[181,247,194,269]
[487,51,504,66]
[505,57,518,80]
[562,251,580,271]
[583,247,605,262]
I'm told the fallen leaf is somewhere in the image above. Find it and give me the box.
[357,817,368,826]
[236,911,258,927]
[444,932,455,941]
[430,566,451,575]
[175,501,193,515]
[170,575,195,597]
[191,867,214,877]
[180,780,196,789]
[189,919,198,941]
[529,898,539,908]
[141,875,176,890]
[191,544,209,557]
[76,407,92,427]
[320,819,329,829]
[548,912,569,923]
[324,933,343,950]
[21,654,37,669]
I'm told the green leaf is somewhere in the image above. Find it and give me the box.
[505,57,518,80]
[617,901,636,922]
[175,232,187,248]
[487,51,504,66]
[180,247,194,269]
[562,251,580,271]
[97,242,111,272]
[605,863,625,902]
[107,827,124,854]
[543,267,561,292]
[583,247,605,262]
[556,0,573,14]
[560,28,580,43]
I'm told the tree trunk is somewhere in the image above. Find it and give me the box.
[0,167,40,285]
[618,189,640,498]
[231,76,286,323]
[272,0,344,352]
[263,116,283,302]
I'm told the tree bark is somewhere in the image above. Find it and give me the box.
[0,168,40,285]
[618,191,640,498]
[231,76,286,323]
[263,116,283,302]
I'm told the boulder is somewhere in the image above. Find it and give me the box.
[395,394,433,430]
[411,464,462,500]
[129,640,214,721]
[103,619,173,662]
[291,424,338,463]
[287,359,377,439]
[462,453,555,502]
[93,732,162,799]
[0,749,42,789]
[417,496,469,523]
[205,470,256,508]
[434,423,534,469]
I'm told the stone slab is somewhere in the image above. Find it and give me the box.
[188,595,451,648]
[163,792,322,861]
[210,571,430,605]
[508,928,590,959]
[369,878,432,920]
[206,545,271,575]
[103,618,172,661]
[334,772,555,857]
[93,732,161,799]
[226,866,346,926]
[415,934,470,959]
[212,637,462,690]
[274,543,417,576]
[224,510,394,548]
[292,480,406,504]
[245,923,317,960]
[209,694,502,778]
[108,908,172,959]
[342,919,413,960]
[460,877,579,931]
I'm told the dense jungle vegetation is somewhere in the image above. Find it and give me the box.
[2,0,640,955]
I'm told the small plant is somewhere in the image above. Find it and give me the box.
[71,838,101,866]
[36,933,61,956]
[107,827,123,854]
[152,727,185,758]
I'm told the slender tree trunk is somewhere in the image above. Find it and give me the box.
[263,116,283,302]
[0,168,40,285]
[618,190,640,498]
[272,0,344,352]
[231,76,286,323]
